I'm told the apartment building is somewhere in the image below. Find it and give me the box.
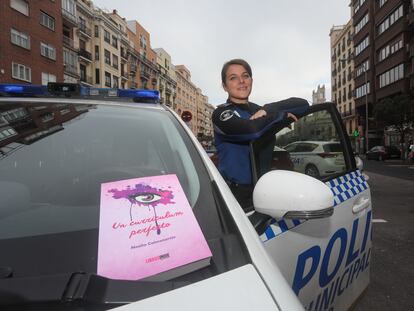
[62,0,79,83]
[126,21,158,90]
[175,65,198,133]
[330,19,359,150]
[351,0,414,147]
[312,84,327,104]
[154,48,177,107]
[0,0,64,85]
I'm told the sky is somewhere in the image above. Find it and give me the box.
[93,0,351,106]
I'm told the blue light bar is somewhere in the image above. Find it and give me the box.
[0,84,47,96]
[118,89,160,101]
[0,83,161,104]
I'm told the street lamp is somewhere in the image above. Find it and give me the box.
[338,58,369,153]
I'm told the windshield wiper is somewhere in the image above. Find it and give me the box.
[0,272,190,306]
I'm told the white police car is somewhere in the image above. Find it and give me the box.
[283,141,345,178]
[0,83,371,311]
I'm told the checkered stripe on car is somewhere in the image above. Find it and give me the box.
[328,170,368,206]
[260,170,368,242]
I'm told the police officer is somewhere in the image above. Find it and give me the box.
[212,59,305,212]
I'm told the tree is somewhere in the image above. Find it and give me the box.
[374,94,414,147]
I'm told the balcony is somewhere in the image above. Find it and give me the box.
[130,82,137,89]
[166,85,172,94]
[78,24,92,38]
[130,64,137,73]
[63,36,78,51]
[121,49,128,61]
[64,63,79,76]
[121,70,128,80]
[78,49,92,62]
[140,70,150,79]
[341,109,356,119]
[62,8,77,27]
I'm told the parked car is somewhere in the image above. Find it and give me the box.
[283,141,345,178]
[0,83,372,311]
[366,145,401,161]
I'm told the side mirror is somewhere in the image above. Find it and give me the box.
[253,170,334,220]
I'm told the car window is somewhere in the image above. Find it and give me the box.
[254,108,349,181]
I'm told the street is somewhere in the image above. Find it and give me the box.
[353,159,414,310]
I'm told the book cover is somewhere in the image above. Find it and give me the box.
[97,174,212,281]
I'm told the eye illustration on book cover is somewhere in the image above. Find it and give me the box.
[108,183,174,234]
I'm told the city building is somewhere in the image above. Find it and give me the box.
[175,65,198,133]
[154,48,177,108]
[351,0,414,148]
[126,20,158,90]
[312,84,327,104]
[0,0,64,85]
[62,0,79,83]
[330,19,359,151]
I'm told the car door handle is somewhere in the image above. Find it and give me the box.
[352,197,370,214]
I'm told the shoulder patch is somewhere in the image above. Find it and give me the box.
[219,109,234,121]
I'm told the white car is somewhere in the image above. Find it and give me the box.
[283,141,346,178]
[0,83,372,311]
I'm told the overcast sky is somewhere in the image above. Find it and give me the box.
[93,0,351,106]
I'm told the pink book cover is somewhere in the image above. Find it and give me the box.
[97,174,212,281]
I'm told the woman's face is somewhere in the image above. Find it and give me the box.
[223,64,252,104]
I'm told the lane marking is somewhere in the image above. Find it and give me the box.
[373,219,388,223]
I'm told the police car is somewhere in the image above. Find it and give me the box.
[283,141,345,178]
[0,83,371,311]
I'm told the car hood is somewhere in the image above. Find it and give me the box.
[110,264,279,311]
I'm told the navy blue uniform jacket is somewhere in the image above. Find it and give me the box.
[212,98,309,185]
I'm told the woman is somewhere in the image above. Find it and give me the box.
[212,59,304,211]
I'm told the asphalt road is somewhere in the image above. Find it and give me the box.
[353,159,414,311]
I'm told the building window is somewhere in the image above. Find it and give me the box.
[80,64,86,82]
[113,76,119,88]
[378,38,403,62]
[95,45,99,61]
[104,30,110,43]
[40,11,55,31]
[355,36,369,56]
[104,49,111,65]
[354,0,366,14]
[379,63,404,88]
[41,72,56,85]
[112,55,118,69]
[62,0,76,16]
[10,28,30,49]
[112,36,118,49]
[94,25,99,37]
[95,69,100,84]
[355,14,369,34]
[40,42,56,60]
[355,82,370,98]
[10,0,29,16]
[105,71,111,87]
[379,0,388,8]
[12,62,31,82]
[356,59,369,77]
[378,5,403,35]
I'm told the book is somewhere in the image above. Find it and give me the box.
[97,174,212,281]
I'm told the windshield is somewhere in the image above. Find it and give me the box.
[0,102,199,239]
[0,100,250,309]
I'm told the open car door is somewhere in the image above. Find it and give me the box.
[251,103,372,311]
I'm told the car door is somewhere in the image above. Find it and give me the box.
[252,103,372,311]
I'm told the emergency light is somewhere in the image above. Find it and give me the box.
[0,82,160,103]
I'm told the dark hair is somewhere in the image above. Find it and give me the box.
[221,59,252,85]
